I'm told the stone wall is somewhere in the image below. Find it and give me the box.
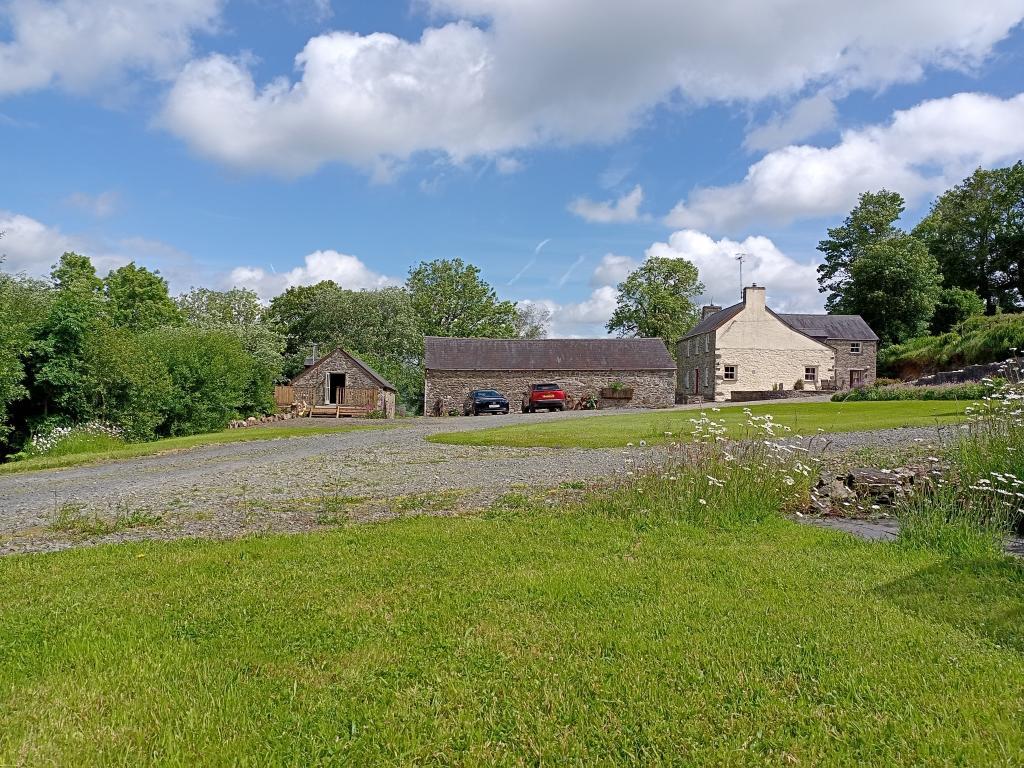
[676,333,717,399]
[424,369,676,415]
[828,340,877,389]
[290,348,396,417]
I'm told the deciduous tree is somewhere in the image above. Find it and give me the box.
[817,190,905,313]
[606,257,703,354]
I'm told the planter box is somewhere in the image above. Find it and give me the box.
[600,387,634,399]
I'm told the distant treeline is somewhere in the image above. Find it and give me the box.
[0,253,546,459]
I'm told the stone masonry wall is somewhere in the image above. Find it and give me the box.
[290,348,395,416]
[424,369,676,415]
[828,340,877,389]
[676,333,717,400]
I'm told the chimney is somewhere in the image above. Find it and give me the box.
[701,304,722,321]
[742,284,766,312]
[311,343,319,362]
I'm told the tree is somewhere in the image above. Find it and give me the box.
[606,257,703,353]
[817,190,905,312]
[913,163,1024,313]
[513,302,550,339]
[26,253,107,425]
[0,269,51,451]
[844,235,942,344]
[930,287,985,334]
[104,262,181,331]
[406,258,520,339]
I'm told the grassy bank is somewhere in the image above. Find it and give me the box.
[2,504,1023,764]
[879,313,1024,378]
[0,423,383,475]
[430,400,969,449]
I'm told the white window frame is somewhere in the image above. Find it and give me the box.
[723,365,737,381]
[684,370,690,388]
[686,340,691,356]
[850,341,862,354]
[704,334,710,352]
[804,366,818,383]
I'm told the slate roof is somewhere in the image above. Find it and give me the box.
[424,337,675,371]
[777,314,879,341]
[680,302,878,343]
[680,302,744,339]
[291,347,396,391]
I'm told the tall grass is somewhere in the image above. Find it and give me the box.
[896,373,1024,558]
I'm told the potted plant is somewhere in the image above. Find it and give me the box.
[600,380,634,399]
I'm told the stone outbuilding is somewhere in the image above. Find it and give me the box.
[677,285,877,402]
[424,337,676,415]
[289,347,397,418]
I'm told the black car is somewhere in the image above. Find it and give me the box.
[464,389,509,415]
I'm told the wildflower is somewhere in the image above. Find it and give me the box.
[698,499,707,505]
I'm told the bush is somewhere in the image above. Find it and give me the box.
[144,327,265,436]
[833,381,996,402]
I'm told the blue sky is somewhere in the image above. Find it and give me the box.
[2,1,1024,335]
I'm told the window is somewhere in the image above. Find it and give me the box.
[804,367,818,382]
[684,371,690,388]
[704,334,710,352]
[850,342,862,354]
[685,340,691,356]
[704,368,709,386]
[723,365,737,381]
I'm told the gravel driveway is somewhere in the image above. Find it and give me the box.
[0,398,947,556]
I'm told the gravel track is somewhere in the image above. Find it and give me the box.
[0,398,951,556]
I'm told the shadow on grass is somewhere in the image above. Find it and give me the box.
[877,556,1024,653]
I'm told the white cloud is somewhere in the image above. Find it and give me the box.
[524,286,618,338]
[744,93,838,152]
[228,249,398,299]
[668,91,1024,234]
[0,0,223,97]
[646,229,823,312]
[568,186,644,223]
[495,156,524,174]
[161,1,1024,174]
[590,253,638,288]
[0,210,199,290]
[66,191,120,218]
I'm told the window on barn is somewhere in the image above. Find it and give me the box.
[850,342,862,354]
[723,365,736,381]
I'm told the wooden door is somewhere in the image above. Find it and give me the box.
[850,369,864,388]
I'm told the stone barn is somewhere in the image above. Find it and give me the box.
[289,347,397,418]
[424,337,676,415]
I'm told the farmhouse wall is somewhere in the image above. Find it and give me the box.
[828,340,877,389]
[424,369,675,415]
[676,334,717,400]
[290,348,395,416]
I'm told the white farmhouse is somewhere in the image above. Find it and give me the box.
[677,285,878,402]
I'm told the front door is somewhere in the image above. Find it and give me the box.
[326,372,346,404]
[850,369,864,388]
[694,368,700,394]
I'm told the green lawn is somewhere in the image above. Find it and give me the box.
[1,511,1022,765]
[430,400,971,448]
[0,423,384,475]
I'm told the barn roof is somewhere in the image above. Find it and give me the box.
[424,337,675,372]
[777,314,879,341]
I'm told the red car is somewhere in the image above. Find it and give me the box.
[522,382,566,413]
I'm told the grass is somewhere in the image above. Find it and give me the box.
[48,501,162,537]
[2,513,1024,763]
[0,423,385,475]
[429,400,971,449]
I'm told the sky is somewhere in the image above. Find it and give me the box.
[2,0,1024,337]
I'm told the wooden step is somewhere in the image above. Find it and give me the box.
[309,405,371,418]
